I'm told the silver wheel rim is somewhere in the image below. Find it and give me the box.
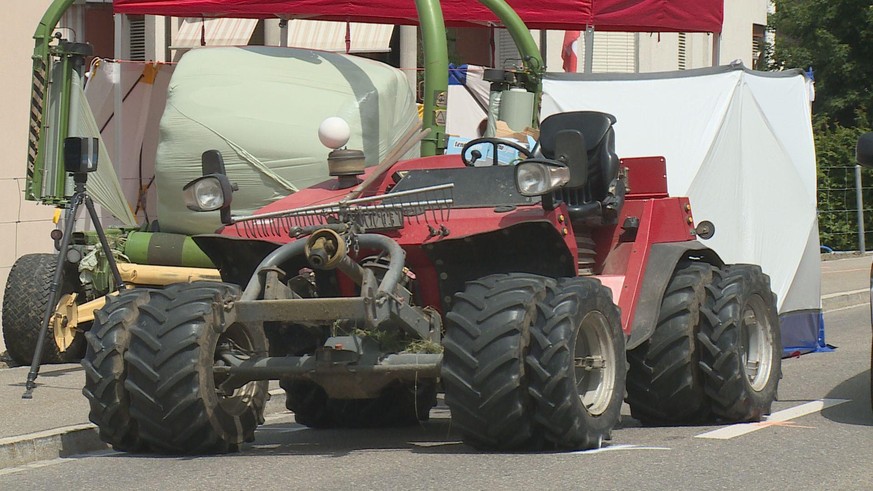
[574,311,617,416]
[741,295,774,391]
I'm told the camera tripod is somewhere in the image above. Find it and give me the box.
[22,172,126,399]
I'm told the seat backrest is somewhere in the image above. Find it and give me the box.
[539,111,619,202]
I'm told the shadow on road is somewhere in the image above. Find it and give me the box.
[821,369,872,427]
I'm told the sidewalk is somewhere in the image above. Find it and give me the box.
[0,364,286,469]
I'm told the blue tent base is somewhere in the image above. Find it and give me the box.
[780,310,832,357]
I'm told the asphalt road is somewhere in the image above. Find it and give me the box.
[1,303,870,490]
[821,254,871,296]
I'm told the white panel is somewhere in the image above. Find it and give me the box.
[542,67,818,313]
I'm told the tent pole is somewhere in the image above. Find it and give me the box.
[712,33,721,67]
[114,14,124,183]
[583,26,594,73]
[400,26,418,95]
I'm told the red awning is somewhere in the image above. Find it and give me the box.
[113,1,723,33]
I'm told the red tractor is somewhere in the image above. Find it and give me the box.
[82,108,781,453]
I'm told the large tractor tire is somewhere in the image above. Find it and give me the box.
[626,261,713,425]
[82,289,149,451]
[442,273,549,450]
[2,253,86,365]
[125,282,268,454]
[526,277,625,450]
[698,265,781,422]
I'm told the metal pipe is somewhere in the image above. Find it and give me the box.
[213,353,442,380]
[856,164,866,252]
[356,234,406,296]
[414,0,448,156]
[583,26,594,73]
[241,240,307,301]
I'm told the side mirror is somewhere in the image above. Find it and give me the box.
[553,129,588,187]
[63,137,99,174]
[857,132,873,167]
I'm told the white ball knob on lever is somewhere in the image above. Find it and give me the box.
[318,117,351,149]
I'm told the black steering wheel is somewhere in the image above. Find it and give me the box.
[461,137,533,167]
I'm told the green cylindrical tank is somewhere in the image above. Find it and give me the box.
[123,231,215,269]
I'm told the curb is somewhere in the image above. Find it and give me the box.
[0,424,105,470]
[821,289,869,312]
[0,388,288,471]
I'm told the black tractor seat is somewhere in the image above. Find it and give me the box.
[537,111,625,225]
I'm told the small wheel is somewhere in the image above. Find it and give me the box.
[461,137,532,166]
[698,265,781,421]
[442,273,550,450]
[331,381,437,428]
[526,277,626,450]
[282,380,334,428]
[125,282,268,454]
[284,380,436,429]
[82,289,149,451]
[2,253,87,365]
[626,261,713,425]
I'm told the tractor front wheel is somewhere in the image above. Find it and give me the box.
[124,282,268,454]
[526,277,625,450]
[698,265,781,421]
[82,289,148,451]
[442,273,549,450]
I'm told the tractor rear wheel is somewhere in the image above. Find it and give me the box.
[698,265,781,421]
[626,261,713,425]
[2,253,86,365]
[82,289,148,451]
[526,277,625,450]
[442,273,549,450]
[125,282,268,454]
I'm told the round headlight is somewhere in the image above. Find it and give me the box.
[183,175,230,212]
[517,164,549,195]
[193,178,224,210]
[515,161,571,197]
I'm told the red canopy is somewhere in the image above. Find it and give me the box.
[113,0,724,33]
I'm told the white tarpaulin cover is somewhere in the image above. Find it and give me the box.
[542,64,821,352]
[155,46,419,234]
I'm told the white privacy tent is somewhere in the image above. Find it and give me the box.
[542,64,822,353]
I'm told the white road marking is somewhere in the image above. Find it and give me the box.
[820,289,868,299]
[826,303,869,313]
[572,444,670,454]
[821,268,870,274]
[695,399,850,440]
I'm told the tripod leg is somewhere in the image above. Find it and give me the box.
[84,195,126,290]
[23,196,82,399]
